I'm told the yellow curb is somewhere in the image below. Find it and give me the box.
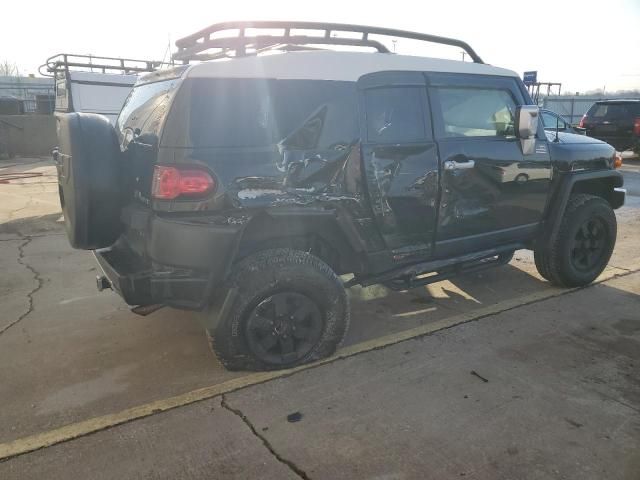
[0,263,638,461]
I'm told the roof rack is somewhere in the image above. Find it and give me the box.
[39,53,167,77]
[173,21,484,64]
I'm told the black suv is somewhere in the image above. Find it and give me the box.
[580,99,640,153]
[54,22,625,371]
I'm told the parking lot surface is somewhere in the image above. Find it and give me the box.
[1,158,639,479]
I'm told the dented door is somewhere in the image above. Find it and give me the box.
[358,72,439,254]
[427,74,551,256]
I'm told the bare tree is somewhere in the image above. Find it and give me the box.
[0,60,19,76]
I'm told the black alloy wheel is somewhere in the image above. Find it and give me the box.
[570,217,608,272]
[245,292,324,366]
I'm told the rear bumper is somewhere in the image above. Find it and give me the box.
[95,211,244,309]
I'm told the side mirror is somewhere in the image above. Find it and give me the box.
[516,105,539,155]
[516,105,539,139]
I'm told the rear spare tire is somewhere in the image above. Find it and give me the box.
[56,113,122,249]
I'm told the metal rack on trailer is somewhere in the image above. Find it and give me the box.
[172,21,484,63]
[39,54,165,77]
[40,54,167,124]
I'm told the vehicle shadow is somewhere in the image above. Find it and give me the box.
[0,212,64,237]
[344,260,553,346]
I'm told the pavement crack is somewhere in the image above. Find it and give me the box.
[0,236,44,336]
[221,395,311,480]
[609,264,632,272]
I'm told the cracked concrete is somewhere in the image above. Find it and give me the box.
[1,271,638,480]
[0,158,639,478]
[221,395,310,480]
[0,398,299,480]
[0,236,44,336]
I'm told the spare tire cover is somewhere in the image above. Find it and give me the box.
[56,113,122,250]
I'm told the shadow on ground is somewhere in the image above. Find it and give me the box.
[0,211,569,445]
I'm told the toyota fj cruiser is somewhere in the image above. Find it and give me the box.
[55,22,626,371]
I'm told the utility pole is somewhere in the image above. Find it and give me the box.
[461,51,466,62]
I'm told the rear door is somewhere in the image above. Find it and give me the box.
[428,74,551,257]
[358,72,439,258]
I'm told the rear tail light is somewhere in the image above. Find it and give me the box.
[579,115,586,129]
[634,117,640,136]
[151,165,215,200]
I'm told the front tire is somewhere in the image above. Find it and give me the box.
[534,194,616,287]
[206,249,350,371]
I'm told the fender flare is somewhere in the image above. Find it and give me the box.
[539,169,624,247]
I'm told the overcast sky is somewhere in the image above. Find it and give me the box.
[2,0,639,92]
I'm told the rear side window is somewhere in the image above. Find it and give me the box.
[163,78,358,149]
[588,103,637,121]
[116,79,180,143]
[364,87,427,143]
[434,87,516,138]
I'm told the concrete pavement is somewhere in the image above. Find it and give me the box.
[2,271,638,479]
[0,157,639,479]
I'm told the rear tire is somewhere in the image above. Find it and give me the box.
[206,248,350,371]
[534,194,616,287]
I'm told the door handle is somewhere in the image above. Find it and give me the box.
[444,159,475,170]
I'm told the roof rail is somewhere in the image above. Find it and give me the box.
[173,21,484,64]
[39,53,168,77]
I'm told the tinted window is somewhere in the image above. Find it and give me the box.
[435,87,516,137]
[116,79,179,142]
[163,78,358,149]
[588,102,637,121]
[364,87,427,143]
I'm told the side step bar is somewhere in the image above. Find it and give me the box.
[346,243,523,291]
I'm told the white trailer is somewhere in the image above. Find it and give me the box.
[41,54,164,124]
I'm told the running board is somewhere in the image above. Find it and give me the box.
[346,243,523,290]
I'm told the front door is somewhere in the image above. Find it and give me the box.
[428,74,551,257]
[358,72,439,259]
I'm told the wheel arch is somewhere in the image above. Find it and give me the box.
[539,170,623,248]
[233,208,364,276]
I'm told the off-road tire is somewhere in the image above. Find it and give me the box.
[207,248,350,371]
[534,194,616,287]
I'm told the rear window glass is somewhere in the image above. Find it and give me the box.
[116,79,180,143]
[588,103,638,120]
[162,78,358,149]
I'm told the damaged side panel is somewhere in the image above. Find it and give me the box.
[358,71,440,257]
